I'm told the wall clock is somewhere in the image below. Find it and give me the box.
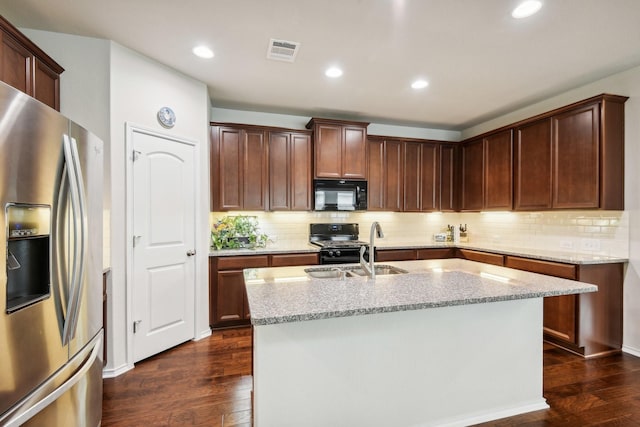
[157,107,176,128]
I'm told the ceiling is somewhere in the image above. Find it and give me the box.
[2,0,640,130]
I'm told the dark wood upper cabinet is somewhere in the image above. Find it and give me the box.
[464,93,626,212]
[307,118,368,179]
[484,129,513,210]
[403,142,421,212]
[268,131,312,211]
[242,129,268,210]
[0,15,63,110]
[440,144,458,211]
[511,95,627,211]
[461,138,484,211]
[515,118,553,210]
[367,137,402,211]
[552,103,600,209]
[210,125,267,211]
[404,141,440,212]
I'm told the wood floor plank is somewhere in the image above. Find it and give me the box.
[103,327,640,426]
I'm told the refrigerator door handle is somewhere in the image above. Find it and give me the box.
[0,332,102,427]
[62,135,88,343]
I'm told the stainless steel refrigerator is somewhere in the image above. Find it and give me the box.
[0,81,103,426]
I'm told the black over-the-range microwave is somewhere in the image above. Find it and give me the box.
[313,179,367,211]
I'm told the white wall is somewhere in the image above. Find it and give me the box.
[19,29,211,374]
[20,29,112,268]
[462,64,640,356]
[109,42,211,374]
[211,107,462,141]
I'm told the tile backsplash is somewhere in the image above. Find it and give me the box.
[210,210,628,258]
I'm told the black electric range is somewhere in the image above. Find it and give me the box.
[309,223,369,264]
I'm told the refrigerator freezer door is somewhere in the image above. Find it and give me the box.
[0,83,70,416]
[66,121,103,358]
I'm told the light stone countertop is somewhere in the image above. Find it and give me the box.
[210,241,627,265]
[244,258,597,326]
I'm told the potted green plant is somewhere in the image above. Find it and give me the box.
[211,215,269,250]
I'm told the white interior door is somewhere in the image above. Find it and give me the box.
[130,128,196,363]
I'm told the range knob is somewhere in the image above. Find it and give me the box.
[328,250,334,257]
[335,250,341,257]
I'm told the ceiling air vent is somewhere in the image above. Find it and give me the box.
[267,38,300,62]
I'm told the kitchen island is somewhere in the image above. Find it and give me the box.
[245,259,597,427]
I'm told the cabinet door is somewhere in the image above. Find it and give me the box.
[215,127,243,210]
[367,139,385,211]
[33,58,60,110]
[420,143,439,211]
[315,124,342,178]
[416,248,456,259]
[268,132,290,210]
[214,270,247,325]
[290,133,312,210]
[461,139,484,211]
[515,119,553,210]
[440,145,457,211]
[543,295,577,343]
[0,30,33,96]
[484,130,513,210]
[553,103,600,209]
[375,249,416,262]
[384,140,403,211]
[243,129,267,210]
[403,142,421,212]
[342,126,367,179]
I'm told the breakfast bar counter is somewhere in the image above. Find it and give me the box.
[246,259,596,426]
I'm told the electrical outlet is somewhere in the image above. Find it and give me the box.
[560,240,573,250]
[581,238,601,251]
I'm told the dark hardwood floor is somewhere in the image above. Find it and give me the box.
[102,328,253,427]
[102,327,640,426]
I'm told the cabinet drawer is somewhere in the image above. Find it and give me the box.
[416,248,456,260]
[270,253,319,267]
[504,256,576,279]
[216,255,269,270]
[375,249,417,262]
[457,249,504,266]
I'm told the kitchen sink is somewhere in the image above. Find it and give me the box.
[304,268,353,279]
[346,265,409,276]
[304,265,408,279]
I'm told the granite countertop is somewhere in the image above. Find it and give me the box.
[210,241,627,265]
[244,258,597,326]
[209,243,320,256]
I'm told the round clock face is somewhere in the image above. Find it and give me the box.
[157,107,176,128]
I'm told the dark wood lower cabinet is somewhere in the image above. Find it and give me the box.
[210,252,319,329]
[457,248,505,266]
[504,256,623,357]
[417,248,456,259]
[375,249,417,262]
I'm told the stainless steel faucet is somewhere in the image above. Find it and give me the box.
[359,221,384,278]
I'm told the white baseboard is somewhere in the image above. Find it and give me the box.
[102,363,134,378]
[438,400,550,427]
[194,328,212,341]
[622,345,640,358]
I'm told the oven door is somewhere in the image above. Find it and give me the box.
[319,247,368,264]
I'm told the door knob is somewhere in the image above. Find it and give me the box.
[187,250,196,256]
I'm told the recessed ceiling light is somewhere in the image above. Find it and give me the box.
[411,79,429,89]
[512,0,542,19]
[325,67,343,78]
[192,45,214,59]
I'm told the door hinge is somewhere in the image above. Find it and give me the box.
[133,320,142,333]
[132,150,141,161]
